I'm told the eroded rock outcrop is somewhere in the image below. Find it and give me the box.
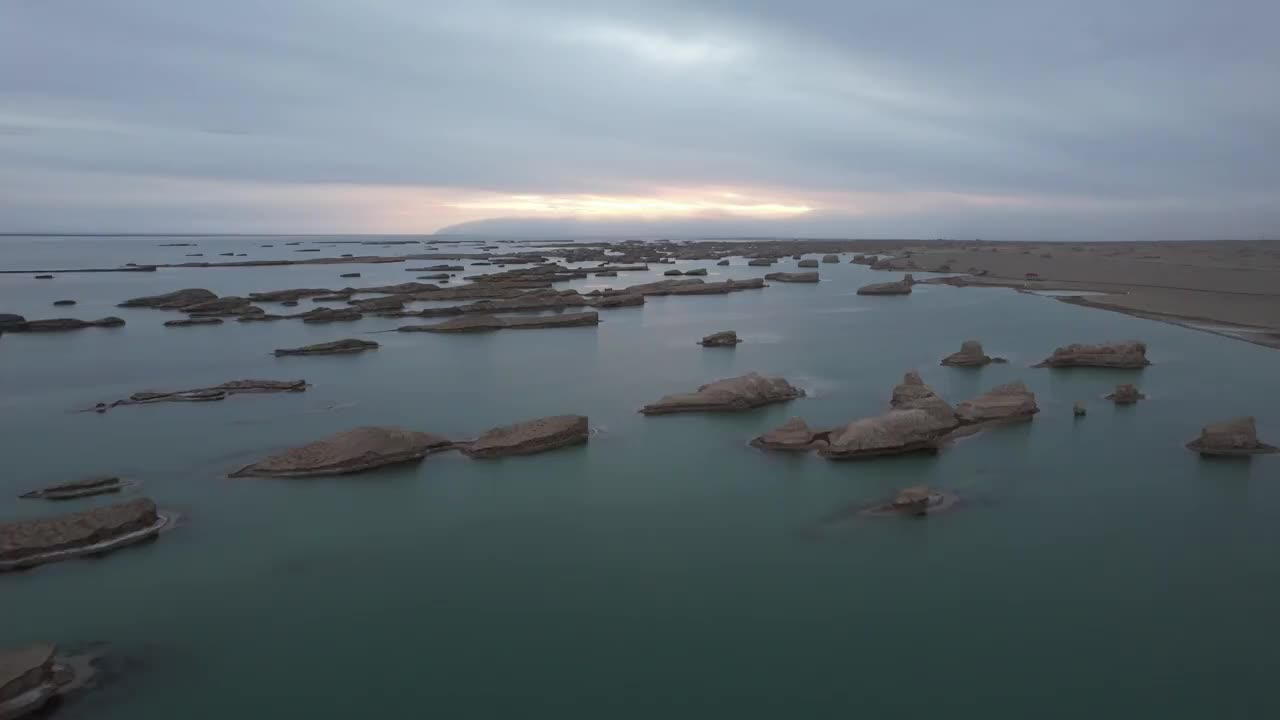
[462,415,589,458]
[230,427,454,477]
[589,294,644,309]
[640,373,804,415]
[698,330,741,347]
[940,340,1006,367]
[797,259,819,268]
[857,274,913,295]
[274,339,379,356]
[820,409,954,460]
[398,312,600,333]
[953,381,1039,427]
[716,259,730,266]
[1185,417,1278,456]
[764,272,819,283]
[0,314,27,331]
[10,317,125,332]
[165,317,223,327]
[0,498,166,572]
[1105,384,1146,404]
[750,417,827,451]
[1033,341,1150,368]
[119,288,218,309]
[822,254,839,264]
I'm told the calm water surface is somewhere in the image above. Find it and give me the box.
[2,236,1278,719]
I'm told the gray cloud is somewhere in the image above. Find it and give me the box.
[2,0,1278,237]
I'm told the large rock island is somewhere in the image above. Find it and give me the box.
[0,498,167,572]
[1033,340,1150,368]
[640,373,804,415]
[1185,417,1278,457]
[230,427,454,477]
[462,415,589,458]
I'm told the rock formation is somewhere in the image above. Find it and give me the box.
[822,254,840,263]
[716,259,730,266]
[698,330,741,347]
[1073,401,1087,417]
[857,274,913,295]
[230,427,454,477]
[750,417,827,451]
[1033,341,1150,368]
[0,314,26,331]
[52,300,76,306]
[0,643,73,718]
[0,498,166,572]
[797,259,819,268]
[820,372,957,459]
[684,268,708,276]
[1105,384,1146,404]
[940,340,1006,367]
[299,308,363,324]
[764,272,819,283]
[663,269,683,276]
[339,272,361,278]
[953,381,1039,427]
[20,476,127,501]
[398,312,600,333]
[640,373,804,415]
[589,294,644,309]
[274,339,379,356]
[462,415,589,458]
[747,258,774,266]
[119,288,218,309]
[8,317,125,332]
[1185,417,1279,456]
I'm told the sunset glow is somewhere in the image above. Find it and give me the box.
[448,192,814,218]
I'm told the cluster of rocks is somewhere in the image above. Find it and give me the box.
[89,379,306,412]
[750,371,1038,460]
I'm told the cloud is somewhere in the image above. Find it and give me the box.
[2,0,1278,237]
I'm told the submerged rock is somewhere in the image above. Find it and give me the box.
[0,498,166,572]
[698,330,741,347]
[52,300,76,307]
[20,476,127,501]
[940,340,1006,367]
[797,259,819,268]
[164,317,223,327]
[230,427,454,477]
[1106,384,1146,404]
[462,415,589,458]
[398,312,600,333]
[1034,341,1150,368]
[857,274,913,295]
[274,339,379,356]
[750,417,827,451]
[90,379,306,412]
[764,272,819,283]
[953,381,1039,427]
[640,373,804,415]
[1073,401,1088,417]
[1185,417,1278,457]
[857,486,960,517]
[0,643,64,718]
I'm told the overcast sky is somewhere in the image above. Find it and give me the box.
[2,0,1278,239]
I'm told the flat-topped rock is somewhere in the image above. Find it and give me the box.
[398,312,600,333]
[120,288,219,309]
[684,268,708,276]
[1034,341,1150,368]
[230,427,454,477]
[797,259,819,268]
[750,417,827,451]
[299,307,363,324]
[665,278,765,295]
[819,408,954,460]
[1185,417,1278,456]
[0,498,166,572]
[940,340,1006,367]
[462,415,589,458]
[821,254,839,263]
[20,476,127,501]
[12,317,125,332]
[348,296,405,312]
[52,300,76,307]
[747,258,775,266]
[764,272,819,283]
[857,274,913,295]
[274,339,379,356]
[165,317,223,327]
[589,294,644,308]
[953,381,1039,426]
[459,290,586,314]
[698,330,741,347]
[1106,384,1146,404]
[640,373,804,415]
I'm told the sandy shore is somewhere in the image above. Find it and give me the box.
[897,240,1280,349]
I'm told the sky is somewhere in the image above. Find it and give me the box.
[2,0,1278,239]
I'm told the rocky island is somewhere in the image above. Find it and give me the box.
[230,427,455,477]
[0,498,167,572]
[640,373,804,415]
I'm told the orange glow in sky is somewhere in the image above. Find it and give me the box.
[447,191,814,218]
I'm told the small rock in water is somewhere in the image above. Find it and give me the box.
[34,275,54,280]
[1105,384,1146,404]
[230,427,454,477]
[698,330,741,348]
[340,273,361,278]
[52,300,76,306]
[641,373,803,415]
[1073,401,1087,417]
[1185,417,1278,457]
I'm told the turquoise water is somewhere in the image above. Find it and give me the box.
[2,236,1278,719]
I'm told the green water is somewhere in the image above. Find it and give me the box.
[2,237,1278,718]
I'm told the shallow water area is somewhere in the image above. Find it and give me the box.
[2,236,1279,719]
